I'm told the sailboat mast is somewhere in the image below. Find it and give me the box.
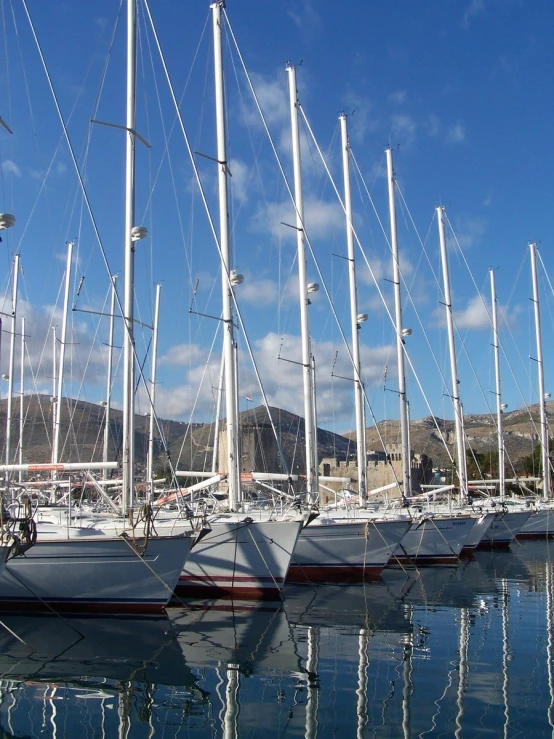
[5,253,19,477]
[122,0,147,511]
[339,114,367,503]
[52,240,73,470]
[490,269,506,501]
[51,326,57,464]
[18,315,25,482]
[212,0,241,509]
[386,148,411,497]
[103,275,117,466]
[529,242,550,500]
[437,206,468,502]
[212,351,225,474]
[286,62,319,500]
[147,282,161,494]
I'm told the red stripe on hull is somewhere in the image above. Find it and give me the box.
[460,546,477,558]
[286,565,383,583]
[390,555,460,566]
[516,532,554,540]
[174,583,282,600]
[168,600,281,613]
[0,600,166,615]
[179,575,284,584]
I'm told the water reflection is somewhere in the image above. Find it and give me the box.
[1,541,554,736]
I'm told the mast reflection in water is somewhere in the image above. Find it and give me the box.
[2,541,554,736]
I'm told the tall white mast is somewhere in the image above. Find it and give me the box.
[51,326,57,460]
[212,0,241,509]
[386,148,411,497]
[18,315,25,482]
[5,253,19,475]
[529,242,550,500]
[103,275,117,466]
[146,282,161,494]
[212,352,225,474]
[490,268,506,501]
[52,240,73,469]
[339,114,367,503]
[437,206,467,502]
[122,0,147,511]
[286,62,319,500]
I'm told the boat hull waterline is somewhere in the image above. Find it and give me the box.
[477,510,531,549]
[0,534,194,614]
[287,518,411,583]
[176,519,302,599]
[392,515,475,566]
[516,508,554,539]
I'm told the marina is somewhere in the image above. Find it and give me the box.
[0,0,553,734]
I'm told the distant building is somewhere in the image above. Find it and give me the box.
[218,422,283,474]
[319,442,433,503]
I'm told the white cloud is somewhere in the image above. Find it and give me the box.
[241,71,289,129]
[388,90,407,105]
[251,197,344,242]
[286,0,322,31]
[228,158,251,204]
[2,160,21,177]
[147,329,397,426]
[0,296,114,397]
[390,114,417,147]
[447,122,466,144]
[453,294,491,329]
[432,293,519,332]
[426,114,442,138]
[239,277,279,306]
[159,343,209,367]
[462,0,485,29]
[248,332,395,423]
[451,216,486,249]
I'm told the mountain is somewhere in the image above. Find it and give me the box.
[0,395,201,470]
[349,402,551,469]
[0,395,548,473]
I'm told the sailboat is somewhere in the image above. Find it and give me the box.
[142,0,302,598]
[516,243,554,539]
[0,0,199,613]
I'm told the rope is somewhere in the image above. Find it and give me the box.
[119,532,181,603]
[367,519,410,575]
[125,503,157,556]
[246,525,283,595]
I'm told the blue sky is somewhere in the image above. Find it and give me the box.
[0,0,553,439]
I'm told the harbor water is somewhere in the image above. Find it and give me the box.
[1,540,554,737]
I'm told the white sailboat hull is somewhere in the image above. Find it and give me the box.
[517,508,554,539]
[393,515,475,565]
[478,510,531,547]
[461,512,497,553]
[287,518,411,582]
[0,534,193,613]
[36,509,302,598]
[177,519,302,598]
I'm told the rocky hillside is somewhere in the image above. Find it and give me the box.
[0,395,548,473]
[350,402,551,468]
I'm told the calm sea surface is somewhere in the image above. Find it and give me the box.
[2,540,554,737]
